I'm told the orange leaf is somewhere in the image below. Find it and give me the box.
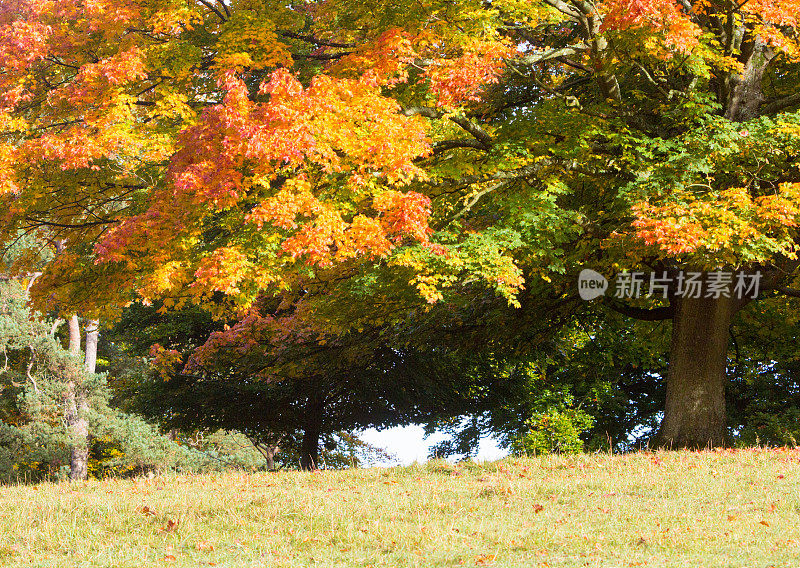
[196,540,214,552]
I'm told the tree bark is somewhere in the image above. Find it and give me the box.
[263,445,279,471]
[299,399,322,470]
[84,320,99,374]
[66,315,90,481]
[653,296,736,449]
[68,314,81,356]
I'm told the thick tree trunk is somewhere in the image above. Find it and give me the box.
[263,445,279,471]
[66,315,90,481]
[300,399,322,470]
[66,388,89,481]
[654,296,735,449]
[300,425,320,470]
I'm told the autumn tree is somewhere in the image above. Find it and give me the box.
[2,0,800,449]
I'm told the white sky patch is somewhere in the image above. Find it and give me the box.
[359,425,508,467]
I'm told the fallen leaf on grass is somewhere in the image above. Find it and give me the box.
[196,541,214,552]
[760,520,770,527]
[162,555,176,562]
[141,506,156,516]
[162,519,178,532]
[474,552,497,566]
[532,504,544,513]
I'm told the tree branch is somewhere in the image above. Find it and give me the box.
[26,345,41,395]
[451,182,506,220]
[541,0,582,18]
[400,107,493,148]
[196,0,226,22]
[448,116,493,148]
[432,139,491,153]
[761,92,800,115]
[279,31,357,49]
[517,45,588,66]
[293,52,354,61]
[216,0,230,18]
[776,286,800,298]
[605,299,674,321]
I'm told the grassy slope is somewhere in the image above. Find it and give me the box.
[0,450,798,567]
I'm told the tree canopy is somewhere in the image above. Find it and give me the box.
[2,0,800,452]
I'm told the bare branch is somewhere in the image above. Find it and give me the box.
[26,345,41,395]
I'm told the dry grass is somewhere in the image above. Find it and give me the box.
[1,449,799,567]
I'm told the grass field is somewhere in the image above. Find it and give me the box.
[0,449,798,567]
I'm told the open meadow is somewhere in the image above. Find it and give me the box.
[0,450,798,567]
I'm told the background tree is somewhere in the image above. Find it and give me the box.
[109,298,451,469]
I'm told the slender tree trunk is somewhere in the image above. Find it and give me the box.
[84,320,98,374]
[65,315,91,481]
[653,296,736,449]
[300,399,322,470]
[68,314,80,357]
